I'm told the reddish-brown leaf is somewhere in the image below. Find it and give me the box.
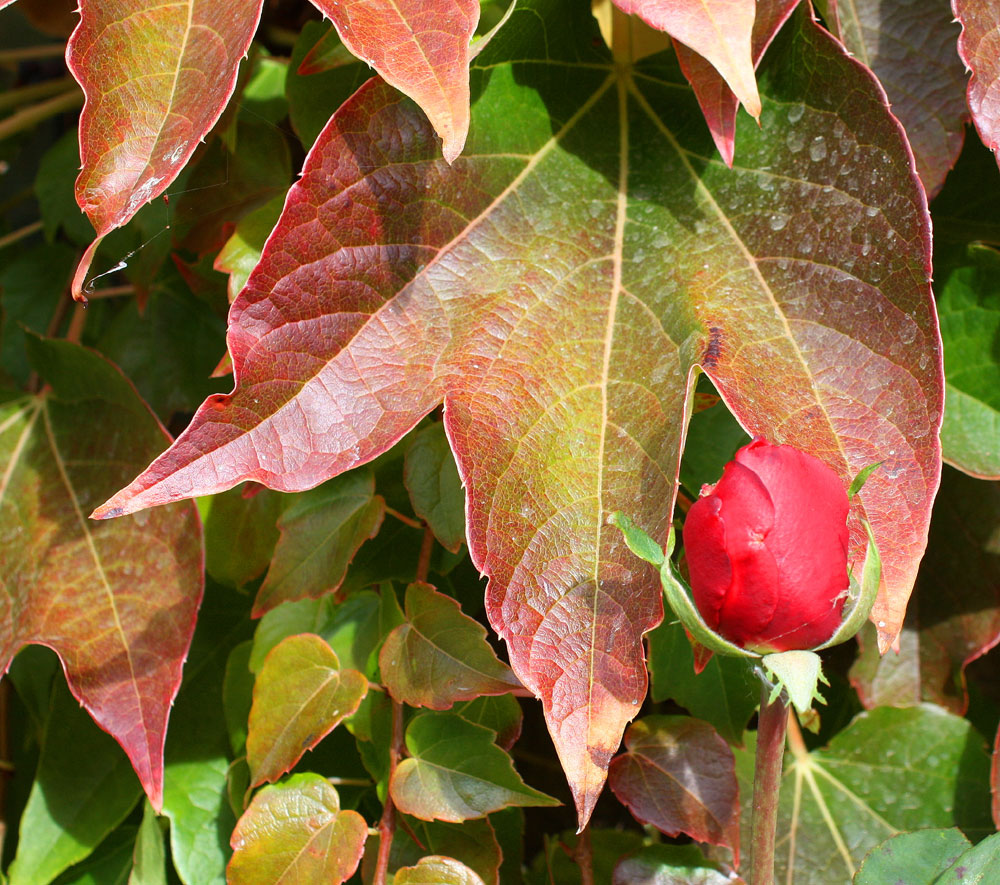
[992,721,999,830]
[825,0,967,197]
[67,0,264,299]
[674,0,799,166]
[309,0,478,162]
[95,3,940,820]
[954,0,1000,171]
[379,582,521,709]
[615,0,761,119]
[608,716,740,865]
[0,337,202,809]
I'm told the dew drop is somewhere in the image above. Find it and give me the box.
[809,136,827,162]
[769,213,789,231]
[787,104,805,124]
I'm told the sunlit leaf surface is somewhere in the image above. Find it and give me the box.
[954,0,1000,170]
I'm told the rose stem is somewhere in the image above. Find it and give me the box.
[749,683,789,885]
[372,525,435,885]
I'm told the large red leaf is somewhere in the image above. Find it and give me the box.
[308,0,478,163]
[826,0,967,197]
[0,337,202,809]
[66,0,264,300]
[954,0,1000,171]
[614,0,761,120]
[95,1,940,820]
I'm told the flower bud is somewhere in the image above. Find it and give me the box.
[682,439,849,653]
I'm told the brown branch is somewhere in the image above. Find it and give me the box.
[371,697,405,885]
[415,524,435,584]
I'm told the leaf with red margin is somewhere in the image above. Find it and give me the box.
[954,0,1000,170]
[380,582,521,709]
[824,0,967,197]
[309,0,478,163]
[849,466,1000,715]
[674,0,799,166]
[395,856,487,885]
[228,773,367,884]
[67,0,265,299]
[992,721,999,830]
[0,336,202,809]
[246,633,368,786]
[608,716,740,865]
[614,0,761,120]
[94,1,941,822]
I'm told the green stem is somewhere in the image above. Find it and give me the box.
[0,44,66,66]
[0,220,42,251]
[750,683,788,885]
[0,88,82,142]
[0,77,77,112]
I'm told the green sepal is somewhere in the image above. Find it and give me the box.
[761,650,827,715]
[848,461,883,498]
[609,512,665,568]
[816,519,881,650]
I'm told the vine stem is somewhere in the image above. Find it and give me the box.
[372,525,434,884]
[749,683,789,885]
[573,822,594,885]
[0,88,82,141]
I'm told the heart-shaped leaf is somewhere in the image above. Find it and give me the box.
[95,0,941,822]
[67,0,265,298]
[0,337,202,809]
[228,774,367,884]
[380,582,521,708]
[390,712,559,821]
[246,633,368,786]
[608,716,740,865]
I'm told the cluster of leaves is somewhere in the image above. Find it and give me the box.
[1,0,1000,882]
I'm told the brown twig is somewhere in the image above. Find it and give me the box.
[415,524,435,584]
[750,684,790,885]
[574,823,595,885]
[384,506,423,530]
[371,697,405,885]
[0,220,43,251]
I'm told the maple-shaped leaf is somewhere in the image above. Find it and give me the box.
[309,0,479,162]
[228,773,367,884]
[0,336,202,809]
[608,716,740,865]
[674,0,799,166]
[379,581,522,709]
[826,0,967,197]
[954,0,1000,171]
[615,0,761,120]
[246,633,368,786]
[95,0,941,822]
[67,0,265,300]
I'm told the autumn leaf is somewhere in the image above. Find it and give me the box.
[95,0,941,822]
[954,0,1000,170]
[67,0,264,299]
[394,855,487,885]
[0,337,202,809]
[310,0,479,162]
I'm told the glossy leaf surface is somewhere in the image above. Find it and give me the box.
[246,633,367,786]
[733,705,993,884]
[954,0,1000,169]
[607,716,740,864]
[394,856,487,885]
[0,338,202,809]
[228,774,367,884]
[829,0,967,196]
[66,0,264,298]
[380,582,521,708]
[390,712,559,820]
[95,0,941,819]
[309,0,478,162]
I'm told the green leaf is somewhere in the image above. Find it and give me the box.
[452,695,524,750]
[612,844,732,885]
[380,582,521,709]
[214,195,285,302]
[933,832,1000,882]
[201,484,284,589]
[253,469,386,616]
[50,828,136,885]
[678,395,750,494]
[609,511,665,568]
[936,244,1000,478]
[249,597,337,673]
[323,589,384,678]
[394,856,486,885]
[404,422,467,552]
[734,705,994,883]
[222,641,255,756]
[853,828,971,884]
[391,713,559,821]
[527,829,645,885]
[8,680,142,885]
[646,618,757,745]
[246,633,368,786]
[762,651,825,715]
[128,801,167,885]
[389,816,504,885]
[228,774,367,884]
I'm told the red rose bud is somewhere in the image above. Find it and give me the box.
[682,439,850,653]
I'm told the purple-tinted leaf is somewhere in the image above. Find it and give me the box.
[67,0,264,299]
[380,582,521,709]
[608,716,740,865]
[0,337,201,809]
[246,633,367,786]
[954,0,1000,170]
[95,1,940,821]
[228,773,367,884]
[309,0,479,162]
[614,0,760,119]
[825,0,967,197]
